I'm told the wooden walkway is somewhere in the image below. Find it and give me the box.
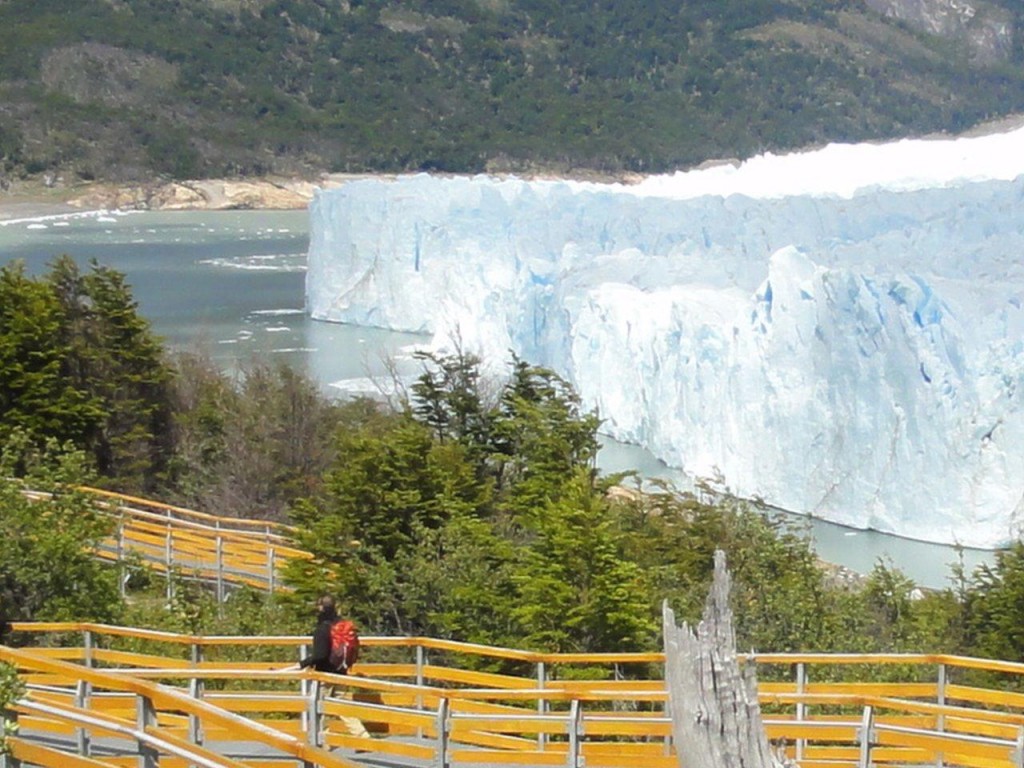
[6,493,1024,767]
[6,622,1024,768]
[21,486,313,596]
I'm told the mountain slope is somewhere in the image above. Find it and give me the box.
[1,0,1023,185]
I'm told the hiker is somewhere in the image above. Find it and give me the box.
[299,594,340,674]
[288,595,371,742]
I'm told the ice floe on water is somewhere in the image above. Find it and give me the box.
[0,209,137,228]
[198,253,306,272]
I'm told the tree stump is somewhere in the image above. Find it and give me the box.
[663,550,793,768]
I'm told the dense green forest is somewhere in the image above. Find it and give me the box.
[3,257,1024,675]
[1,0,1024,183]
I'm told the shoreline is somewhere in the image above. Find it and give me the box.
[0,174,369,223]
[0,200,84,223]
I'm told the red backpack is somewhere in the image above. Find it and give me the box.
[328,619,360,672]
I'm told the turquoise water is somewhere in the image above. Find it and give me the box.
[0,207,996,587]
[0,209,427,389]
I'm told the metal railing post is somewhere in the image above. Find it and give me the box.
[188,677,204,746]
[215,535,225,617]
[537,661,547,749]
[136,693,159,768]
[858,705,874,768]
[796,661,806,762]
[937,663,947,768]
[299,645,309,734]
[117,521,126,597]
[567,699,583,768]
[435,697,450,768]
[416,644,425,689]
[83,629,94,668]
[306,679,322,748]
[416,644,425,737]
[75,680,91,755]
[165,531,173,601]
[268,547,276,595]
[1014,725,1024,768]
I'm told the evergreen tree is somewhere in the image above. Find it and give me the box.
[286,402,491,633]
[490,356,601,511]
[510,472,656,653]
[0,261,100,447]
[47,257,174,491]
[962,542,1024,662]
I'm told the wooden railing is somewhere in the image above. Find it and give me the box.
[7,490,1024,766]
[20,487,314,596]
[5,624,1024,767]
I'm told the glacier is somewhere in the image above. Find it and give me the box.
[306,126,1024,548]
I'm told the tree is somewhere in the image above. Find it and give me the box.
[0,431,123,629]
[286,403,491,633]
[166,353,342,521]
[47,256,174,492]
[0,262,100,448]
[489,356,601,512]
[0,258,174,491]
[510,472,657,653]
[410,348,493,457]
[962,542,1024,663]
[286,353,638,652]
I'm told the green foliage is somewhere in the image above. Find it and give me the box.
[0,258,173,492]
[163,352,342,522]
[0,262,100,448]
[47,256,174,492]
[0,251,350,536]
[0,431,123,627]
[491,357,601,512]
[6,252,1020,677]
[0,663,24,755]
[510,473,657,653]
[289,351,853,658]
[962,542,1024,663]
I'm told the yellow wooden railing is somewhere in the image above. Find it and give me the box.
[20,486,314,595]
[7,489,1024,766]
[6,623,1024,767]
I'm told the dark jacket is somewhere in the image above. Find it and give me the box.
[300,605,338,672]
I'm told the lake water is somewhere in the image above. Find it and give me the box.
[0,207,997,588]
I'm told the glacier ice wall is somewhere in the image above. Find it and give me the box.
[306,129,1024,547]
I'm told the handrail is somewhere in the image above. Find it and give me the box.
[0,646,358,768]
[12,622,1024,676]
[76,486,300,537]
[13,699,246,768]
[19,487,313,596]
[7,637,1024,768]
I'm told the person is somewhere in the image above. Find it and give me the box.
[299,594,340,673]
[294,595,371,742]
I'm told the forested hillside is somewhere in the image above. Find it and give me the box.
[1,0,1024,185]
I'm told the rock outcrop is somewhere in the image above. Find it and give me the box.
[67,178,324,211]
[864,0,1014,64]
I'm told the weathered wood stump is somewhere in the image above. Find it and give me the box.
[663,550,793,768]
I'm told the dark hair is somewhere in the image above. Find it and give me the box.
[316,595,338,620]
[317,595,336,611]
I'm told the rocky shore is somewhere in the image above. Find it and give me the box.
[0,173,384,221]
